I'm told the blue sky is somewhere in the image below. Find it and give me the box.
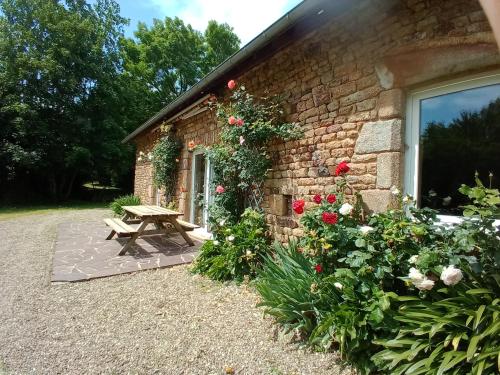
[108,0,303,45]
[421,84,500,129]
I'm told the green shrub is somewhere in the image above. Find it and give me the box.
[372,283,500,374]
[109,194,141,216]
[191,208,270,281]
[255,173,500,374]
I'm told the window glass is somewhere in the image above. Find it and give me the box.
[419,83,500,214]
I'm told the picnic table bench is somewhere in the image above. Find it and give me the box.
[104,205,199,255]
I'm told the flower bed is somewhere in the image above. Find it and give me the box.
[256,172,500,374]
[189,80,500,374]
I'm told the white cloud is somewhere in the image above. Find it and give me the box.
[150,0,302,45]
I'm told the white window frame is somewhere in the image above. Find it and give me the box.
[189,149,213,232]
[404,71,500,224]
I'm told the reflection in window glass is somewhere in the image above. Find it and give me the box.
[419,84,500,214]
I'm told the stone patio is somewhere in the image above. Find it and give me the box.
[52,221,202,282]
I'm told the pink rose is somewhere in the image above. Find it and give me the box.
[236,118,244,126]
[215,185,225,194]
[228,116,236,125]
[227,80,236,90]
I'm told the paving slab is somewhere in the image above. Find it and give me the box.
[52,221,201,282]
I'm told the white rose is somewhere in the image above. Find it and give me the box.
[137,156,142,162]
[219,219,226,226]
[409,255,419,264]
[227,235,235,242]
[402,195,413,204]
[339,203,353,216]
[334,282,343,290]
[139,151,144,156]
[213,240,220,246]
[414,278,435,291]
[390,186,400,195]
[440,265,463,286]
[408,267,424,283]
[246,250,252,256]
[359,225,374,235]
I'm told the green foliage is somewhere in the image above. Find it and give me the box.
[256,240,323,336]
[0,1,240,203]
[0,0,131,201]
[255,175,500,374]
[203,21,240,75]
[191,209,270,282]
[206,84,301,223]
[372,284,500,375]
[151,135,182,203]
[459,174,500,218]
[109,194,140,216]
[119,18,240,132]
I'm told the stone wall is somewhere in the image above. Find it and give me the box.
[133,0,499,241]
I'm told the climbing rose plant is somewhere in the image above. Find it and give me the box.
[191,80,302,283]
[206,80,302,224]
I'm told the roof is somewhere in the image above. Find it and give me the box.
[122,0,352,143]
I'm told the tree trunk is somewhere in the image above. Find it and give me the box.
[63,170,77,200]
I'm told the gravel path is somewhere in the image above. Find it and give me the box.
[0,209,353,375]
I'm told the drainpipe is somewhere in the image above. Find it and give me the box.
[479,0,500,50]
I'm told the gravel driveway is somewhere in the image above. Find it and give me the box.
[0,209,353,375]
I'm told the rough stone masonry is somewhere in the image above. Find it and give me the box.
[133,0,499,242]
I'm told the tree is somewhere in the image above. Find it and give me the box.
[202,21,240,74]
[119,18,240,132]
[0,1,240,203]
[0,0,129,201]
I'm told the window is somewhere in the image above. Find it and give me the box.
[405,72,500,216]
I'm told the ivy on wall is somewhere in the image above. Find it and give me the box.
[151,134,182,204]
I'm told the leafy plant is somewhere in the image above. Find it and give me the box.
[459,173,500,218]
[255,173,500,374]
[372,284,500,375]
[191,208,270,281]
[151,135,182,203]
[256,240,322,336]
[109,194,141,216]
[206,82,301,223]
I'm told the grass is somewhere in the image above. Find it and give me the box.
[0,201,108,221]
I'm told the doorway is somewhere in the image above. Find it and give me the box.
[190,150,213,230]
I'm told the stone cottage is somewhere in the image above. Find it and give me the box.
[123,0,500,241]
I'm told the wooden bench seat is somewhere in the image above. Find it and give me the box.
[104,218,137,236]
[176,219,200,231]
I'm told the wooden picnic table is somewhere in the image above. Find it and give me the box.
[104,205,198,256]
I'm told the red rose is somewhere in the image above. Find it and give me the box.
[322,212,338,225]
[313,194,322,204]
[326,194,336,204]
[236,118,244,126]
[315,264,323,273]
[227,80,236,90]
[228,116,236,125]
[292,199,305,214]
[335,161,350,176]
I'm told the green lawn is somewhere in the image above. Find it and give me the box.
[0,202,108,221]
